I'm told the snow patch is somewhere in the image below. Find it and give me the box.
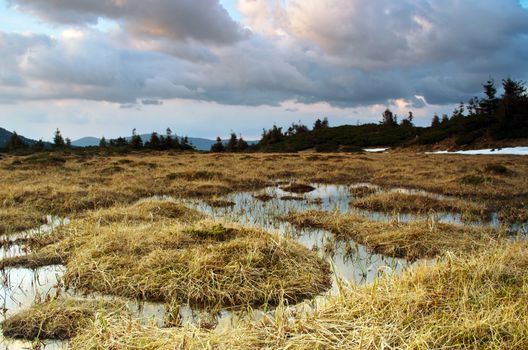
[364,148,388,153]
[427,147,528,156]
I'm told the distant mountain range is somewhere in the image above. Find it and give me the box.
[0,127,257,151]
[72,134,258,151]
[0,127,41,148]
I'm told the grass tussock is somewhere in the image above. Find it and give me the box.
[352,192,490,219]
[0,208,46,235]
[1,298,124,340]
[285,210,501,260]
[349,185,378,198]
[83,200,205,225]
[204,198,236,208]
[281,184,316,194]
[28,219,331,310]
[253,194,275,202]
[70,242,528,349]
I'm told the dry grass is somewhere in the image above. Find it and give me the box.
[281,184,316,194]
[204,198,236,208]
[285,210,501,260]
[253,193,275,202]
[70,241,528,349]
[60,220,331,310]
[352,192,491,219]
[1,152,526,219]
[81,199,205,225]
[349,185,378,198]
[0,208,46,235]
[2,203,331,311]
[1,298,125,340]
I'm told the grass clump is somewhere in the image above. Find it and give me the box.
[485,163,512,175]
[83,200,204,225]
[460,174,488,186]
[351,192,490,218]
[167,170,221,181]
[53,220,331,310]
[349,185,378,198]
[204,199,236,208]
[253,193,275,202]
[23,153,66,167]
[0,208,46,235]
[281,183,316,194]
[1,298,124,340]
[70,242,528,349]
[183,223,232,241]
[285,210,501,260]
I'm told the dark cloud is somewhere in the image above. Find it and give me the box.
[8,0,245,44]
[2,0,528,110]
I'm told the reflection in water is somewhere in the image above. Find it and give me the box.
[0,183,525,348]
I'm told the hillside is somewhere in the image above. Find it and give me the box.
[0,127,41,149]
[256,124,423,152]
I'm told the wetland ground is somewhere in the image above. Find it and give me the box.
[0,150,527,349]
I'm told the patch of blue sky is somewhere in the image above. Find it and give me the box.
[0,0,57,35]
[0,0,119,35]
[219,0,241,21]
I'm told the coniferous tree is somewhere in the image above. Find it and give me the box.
[33,139,45,152]
[480,79,499,116]
[237,136,249,151]
[163,128,174,150]
[53,128,65,148]
[99,137,108,148]
[313,118,323,130]
[7,132,27,151]
[65,138,72,148]
[441,114,450,125]
[431,114,440,128]
[260,125,284,145]
[400,111,414,128]
[147,132,161,149]
[130,128,143,149]
[381,109,397,126]
[226,133,238,152]
[210,137,225,152]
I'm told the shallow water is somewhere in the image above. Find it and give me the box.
[0,183,525,348]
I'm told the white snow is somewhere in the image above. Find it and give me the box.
[364,148,388,153]
[426,147,528,156]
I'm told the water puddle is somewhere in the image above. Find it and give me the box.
[0,183,525,348]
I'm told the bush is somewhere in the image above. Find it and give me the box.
[460,175,487,186]
[485,163,511,175]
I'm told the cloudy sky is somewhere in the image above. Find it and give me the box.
[1,0,528,141]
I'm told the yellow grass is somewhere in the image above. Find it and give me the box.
[0,152,527,218]
[1,298,125,340]
[70,241,528,349]
[285,210,502,260]
[351,191,490,219]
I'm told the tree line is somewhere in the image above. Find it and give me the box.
[417,77,528,145]
[5,128,195,152]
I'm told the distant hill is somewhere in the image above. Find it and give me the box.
[256,124,423,152]
[0,127,42,148]
[71,137,101,147]
[72,134,258,151]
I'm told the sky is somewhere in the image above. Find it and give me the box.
[1,0,528,141]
